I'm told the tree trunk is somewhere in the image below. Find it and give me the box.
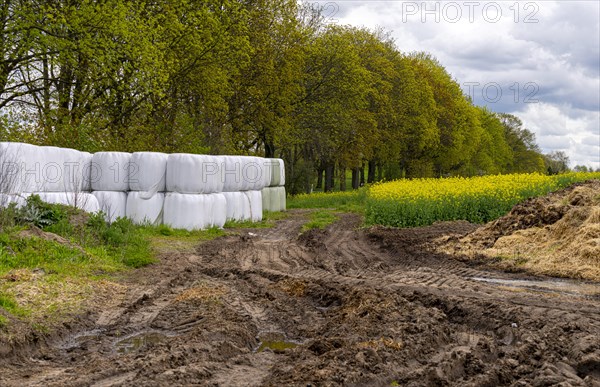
[324,163,334,192]
[316,167,324,189]
[264,138,275,158]
[351,168,360,189]
[377,163,383,181]
[368,160,376,183]
[360,163,365,186]
[339,166,346,191]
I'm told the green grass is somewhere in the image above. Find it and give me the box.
[0,292,29,328]
[301,210,338,232]
[0,293,28,316]
[288,188,367,213]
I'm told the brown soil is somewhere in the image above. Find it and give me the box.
[442,180,600,281]
[1,210,599,386]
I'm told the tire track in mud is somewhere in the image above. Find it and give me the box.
[1,210,599,386]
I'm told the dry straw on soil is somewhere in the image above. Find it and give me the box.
[443,180,600,281]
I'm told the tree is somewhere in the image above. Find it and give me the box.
[408,53,483,176]
[544,151,570,174]
[498,113,545,173]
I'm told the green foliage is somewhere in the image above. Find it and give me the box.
[1,0,552,188]
[16,195,68,229]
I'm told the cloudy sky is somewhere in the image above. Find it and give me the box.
[315,0,600,168]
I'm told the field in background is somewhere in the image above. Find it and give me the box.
[365,172,600,227]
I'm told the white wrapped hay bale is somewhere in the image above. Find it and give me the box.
[222,191,251,221]
[221,156,244,192]
[261,186,285,212]
[164,193,209,230]
[208,193,227,228]
[261,186,270,212]
[92,191,127,222]
[241,156,269,191]
[38,146,91,192]
[33,192,100,213]
[129,152,168,198]
[126,192,164,225]
[1,142,92,193]
[222,156,268,192]
[166,154,224,194]
[91,152,131,191]
[1,142,42,193]
[269,158,285,187]
[163,193,226,230]
[243,190,263,222]
[277,186,286,211]
[80,152,93,192]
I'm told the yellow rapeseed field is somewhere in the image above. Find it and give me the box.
[366,172,600,227]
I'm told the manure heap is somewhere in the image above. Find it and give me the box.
[0,142,286,230]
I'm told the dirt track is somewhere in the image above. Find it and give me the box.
[1,210,599,386]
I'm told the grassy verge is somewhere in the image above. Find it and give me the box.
[287,188,367,213]
[0,196,161,330]
[301,210,338,232]
[0,196,290,332]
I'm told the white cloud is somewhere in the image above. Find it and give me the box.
[324,0,600,168]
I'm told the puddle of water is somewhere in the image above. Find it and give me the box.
[114,331,169,354]
[255,331,301,353]
[58,329,104,350]
[471,277,600,298]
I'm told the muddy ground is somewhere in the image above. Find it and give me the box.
[1,211,599,386]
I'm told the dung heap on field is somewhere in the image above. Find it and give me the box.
[443,180,600,281]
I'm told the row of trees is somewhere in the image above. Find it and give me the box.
[0,0,578,194]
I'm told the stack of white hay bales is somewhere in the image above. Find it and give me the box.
[163,154,227,230]
[220,156,268,223]
[0,142,99,212]
[127,152,168,225]
[91,152,131,222]
[0,142,286,230]
[262,159,286,212]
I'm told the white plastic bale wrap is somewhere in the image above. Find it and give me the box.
[278,186,286,211]
[269,158,285,187]
[80,152,93,192]
[221,156,243,192]
[223,191,251,221]
[163,193,226,230]
[91,152,131,191]
[129,152,168,198]
[166,154,224,194]
[261,186,285,212]
[0,193,30,208]
[243,190,262,222]
[1,142,42,193]
[261,187,270,213]
[240,156,269,191]
[0,143,93,193]
[38,146,91,192]
[33,192,100,213]
[92,191,127,222]
[208,193,227,228]
[126,192,164,225]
